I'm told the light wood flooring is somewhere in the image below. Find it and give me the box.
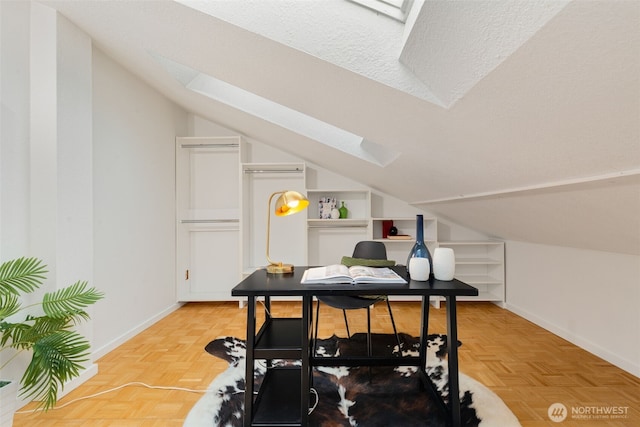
[13,301,640,426]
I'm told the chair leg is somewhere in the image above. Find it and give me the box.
[385,298,403,356]
[314,300,320,357]
[342,309,351,338]
[366,306,372,357]
[366,306,372,381]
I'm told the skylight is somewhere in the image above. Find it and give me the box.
[347,0,412,22]
[151,53,400,167]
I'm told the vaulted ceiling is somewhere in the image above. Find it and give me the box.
[43,0,639,255]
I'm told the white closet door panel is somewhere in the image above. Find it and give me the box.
[184,229,239,300]
[189,150,239,213]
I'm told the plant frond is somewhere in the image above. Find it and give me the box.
[0,294,20,321]
[22,315,71,342]
[0,257,47,296]
[0,321,32,349]
[20,330,91,410]
[42,281,104,318]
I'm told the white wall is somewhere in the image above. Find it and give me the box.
[0,0,34,384]
[0,0,31,259]
[91,47,187,359]
[1,1,98,393]
[506,240,640,376]
[0,1,188,383]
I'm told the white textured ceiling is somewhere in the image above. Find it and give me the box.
[42,0,640,255]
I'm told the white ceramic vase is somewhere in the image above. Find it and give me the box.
[433,248,455,281]
[408,257,430,281]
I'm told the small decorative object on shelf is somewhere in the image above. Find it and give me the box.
[383,220,394,238]
[338,201,348,219]
[406,214,432,281]
[330,207,340,219]
[388,225,398,236]
[319,197,337,219]
[433,247,455,281]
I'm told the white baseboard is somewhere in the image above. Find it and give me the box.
[92,302,184,360]
[506,303,640,378]
[15,363,99,410]
[15,303,184,411]
[60,363,99,398]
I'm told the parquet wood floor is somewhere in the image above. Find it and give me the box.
[13,301,640,426]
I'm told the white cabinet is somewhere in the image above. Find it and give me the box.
[175,137,243,301]
[437,241,505,305]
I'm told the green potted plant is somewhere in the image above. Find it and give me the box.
[0,257,104,418]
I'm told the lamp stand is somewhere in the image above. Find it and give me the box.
[267,262,294,274]
[265,190,308,274]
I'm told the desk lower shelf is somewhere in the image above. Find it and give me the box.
[252,368,302,426]
[255,317,304,359]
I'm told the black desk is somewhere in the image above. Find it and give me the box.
[232,266,478,427]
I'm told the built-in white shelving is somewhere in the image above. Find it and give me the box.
[175,136,505,305]
[437,241,505,305]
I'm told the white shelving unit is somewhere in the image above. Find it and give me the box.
[437,241,505,305]
[175,136,243,302]
[371,217,437,265]
[306,190,371,266]
[175,138,506,306]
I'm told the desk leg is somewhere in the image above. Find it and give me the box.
[244,297,256,427]
[301,296,312,427]
[419,295,430,369]
[446,296,461,427]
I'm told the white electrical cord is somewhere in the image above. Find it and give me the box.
[21,302,316,416]
[308,387,319,415]
[15,382,213,414]
[16,380,321,418]
[259,299,272,316]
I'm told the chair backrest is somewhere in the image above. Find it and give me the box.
[352,241,387,260]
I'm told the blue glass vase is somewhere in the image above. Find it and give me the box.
[406,215,432,279]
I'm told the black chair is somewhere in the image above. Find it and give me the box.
[313,241,403,358]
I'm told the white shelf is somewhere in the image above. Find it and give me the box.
[458,291,503,302]
[453,274,503,285]
[454,258,502,265]
[306,189,371,220]
[177,140,507,306]
[438,241,505,305]
[307,219,369,228]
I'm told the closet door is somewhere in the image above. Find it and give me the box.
[176,137,241,301]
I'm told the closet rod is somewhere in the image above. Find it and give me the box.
[180,219,239,224]
[181,143,239,148]
[243,169,303,174]
[307,225,369,229]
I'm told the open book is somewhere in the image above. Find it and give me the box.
[301,264,407,285]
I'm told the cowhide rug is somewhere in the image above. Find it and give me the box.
[184,333,520,427]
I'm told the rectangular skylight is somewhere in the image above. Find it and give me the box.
[347,0,412,22]
[150,52,400,167]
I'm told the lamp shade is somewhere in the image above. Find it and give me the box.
[274,191,309,216]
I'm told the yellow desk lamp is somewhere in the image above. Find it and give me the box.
[266,190,309,274]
